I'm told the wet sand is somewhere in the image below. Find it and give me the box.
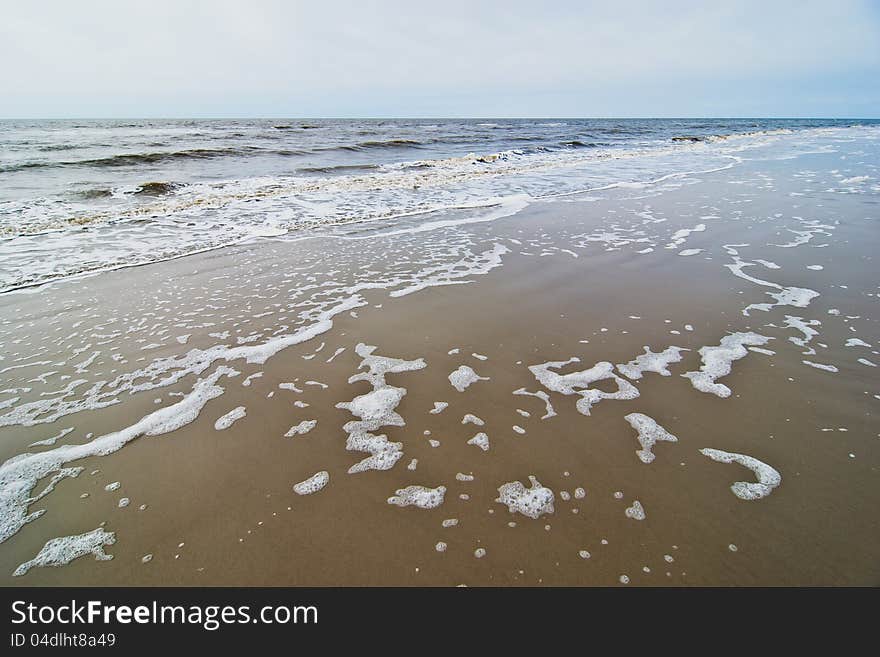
[1,132,878,586]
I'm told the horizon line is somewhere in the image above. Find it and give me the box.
[1,115,878,121]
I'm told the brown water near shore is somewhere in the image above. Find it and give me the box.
[1,141,878,586]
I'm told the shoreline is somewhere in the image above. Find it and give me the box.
[0,130,878,586]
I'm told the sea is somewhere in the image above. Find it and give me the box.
[0,117,874,291]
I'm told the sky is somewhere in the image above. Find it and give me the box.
[1,0,878,118]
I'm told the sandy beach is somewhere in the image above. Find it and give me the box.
[0,125,878,587]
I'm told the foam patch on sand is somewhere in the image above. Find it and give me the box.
[389,243,510,298]
[284,419,317,437]
[624,413,678,464]
[13,527,115,576]
[699,448,781,500]
[772,222,833,249]
[784,316,821,354]
[336,343,426,474]
[803,360,839,373]
[214,406,246,431]
[682,333,772,398]
[293,471,329,495]
[462,413,484,426]
[725,257,779,287]
[496,476,555,519]
[241,372,263,387]
[0,366,235,543]
[744,286,819,315]
[625,500,646,520]
[449,365,489,392]
[346,433,404,473]
[429,402,448,414]
[617,346,688,380]
[512,388,556,419]
[528,358,639,415]
[387,485,446,509]
[0,296,362,430]
[29,427,75,448]
[666,223,706,249]
[467,432,490,451]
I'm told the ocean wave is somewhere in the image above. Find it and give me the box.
[1,137,735,239]
[132,181,185,196]
[297,163,380,174]
[315,138,427,153]
[74,148,267,167]
[0,147,312,173]
[77,188,113,199]
[1,123,872,292]
[671,128,796,144]
[560,140,601,148]
[37,144,80,152]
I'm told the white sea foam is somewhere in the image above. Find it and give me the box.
[241,372,263,387]
[840,175,870,184]
[624,413,678,464]
[528,358,639,415]
[625,500,646,520]
[512,388,556,419]
[293,471,329,495]
[336,343,426,474]
[429,401,448,414]
[448,365,489,392]
[13,527,115,576]
[387,485,446,509]
[772,222,833,249]
[617,346,687,380]
[284,420,317,437]
[214,406,246,431]
[29,427,75,448]
[802,360,839,373]
[0,300,354,430]
[467,432,490,451]
[462,413,484,426]
[682,333,772,398]
[699,448,781,500]
[666,223,706,249]
[0,366,234,543]
[390,243,510,298]
[496,476,555,519]
[784,316,821,354]
[745,286,819,315]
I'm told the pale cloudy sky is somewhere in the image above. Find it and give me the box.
[2,0,878,118]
